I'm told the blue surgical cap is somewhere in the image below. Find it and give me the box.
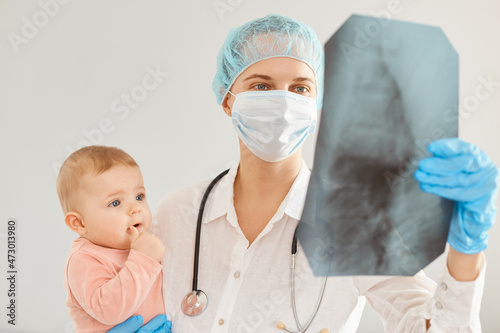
[212,14,324,109]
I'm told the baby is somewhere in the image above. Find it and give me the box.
[57,145,166,332]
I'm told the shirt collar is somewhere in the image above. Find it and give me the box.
[203,160,311,224]
[202,161,238,224]
[284,160,311,220]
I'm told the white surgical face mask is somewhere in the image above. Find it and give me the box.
[229,90,317,162]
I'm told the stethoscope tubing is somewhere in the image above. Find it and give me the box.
[192,169,230,291]
[288,215,328,333]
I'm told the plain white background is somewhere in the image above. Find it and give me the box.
[0,0,499,331]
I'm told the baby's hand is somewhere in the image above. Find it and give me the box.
[128,227,166,263]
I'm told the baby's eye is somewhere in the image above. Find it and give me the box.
[136,194,144,201]
[108,200,120,207]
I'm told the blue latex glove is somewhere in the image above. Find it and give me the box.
[107,314,172,333]
[414,138,499,254]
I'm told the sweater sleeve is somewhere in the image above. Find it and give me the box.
[66,248,163,325]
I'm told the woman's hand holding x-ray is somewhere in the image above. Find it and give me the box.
[107,314,172,333]
[414,138,499,254]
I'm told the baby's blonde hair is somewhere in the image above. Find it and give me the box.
[56,146,138,214]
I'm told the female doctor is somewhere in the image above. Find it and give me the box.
[112,14,498,333]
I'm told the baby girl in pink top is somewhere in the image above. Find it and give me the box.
[57,146,167,333]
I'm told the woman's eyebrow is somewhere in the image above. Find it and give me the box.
[293,77,315,84]
[243,74,272,81]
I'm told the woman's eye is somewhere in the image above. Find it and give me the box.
[136,194,144,201]
[109,200,120,207]
[253,84,267,90]
[295,86,308,93]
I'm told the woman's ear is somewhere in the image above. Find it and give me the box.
[65,212,87,236]
[221,93,233,117]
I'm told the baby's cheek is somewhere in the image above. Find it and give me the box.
[145,210,153,230]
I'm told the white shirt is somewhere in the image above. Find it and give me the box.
[153,161,484,333]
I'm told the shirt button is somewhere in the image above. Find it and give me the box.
[440,282,448,291]
[436,301,443,310]
[233,271,240,279]
[218,318,224,325]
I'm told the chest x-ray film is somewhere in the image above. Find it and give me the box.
[297,15,458,276]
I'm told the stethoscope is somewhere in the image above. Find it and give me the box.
[181,169,330,333]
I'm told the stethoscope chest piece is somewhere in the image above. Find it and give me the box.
[181,290,208,316]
